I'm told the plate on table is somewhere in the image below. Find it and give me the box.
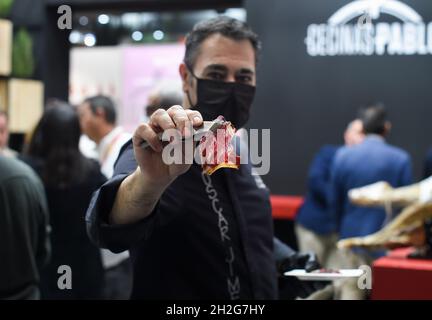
[284,269,365,281]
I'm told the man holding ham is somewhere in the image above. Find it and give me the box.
[87,16,321,300]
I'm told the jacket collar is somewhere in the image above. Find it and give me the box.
[364,134,385,143]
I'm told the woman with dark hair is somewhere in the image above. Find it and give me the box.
[21,101,106,299]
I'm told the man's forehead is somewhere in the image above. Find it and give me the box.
[194,33,256,72]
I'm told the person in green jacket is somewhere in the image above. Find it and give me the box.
[0,155,50,299]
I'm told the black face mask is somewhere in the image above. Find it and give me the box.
[186,69,256,128]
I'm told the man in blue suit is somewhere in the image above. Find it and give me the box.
[331,104,412,241]
[295,119,364,268]
[330,103,412,299]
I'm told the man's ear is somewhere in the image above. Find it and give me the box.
[384,121,392,135]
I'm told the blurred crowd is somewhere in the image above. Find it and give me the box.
[0,87,180,300]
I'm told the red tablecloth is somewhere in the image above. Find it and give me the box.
[372,247,432,300]
[270,195,304,220]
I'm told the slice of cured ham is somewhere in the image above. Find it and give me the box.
[198,116,240,175]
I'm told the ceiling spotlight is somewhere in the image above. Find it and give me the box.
[69,30,82,44]
[98,14,110,25]
[79,16,89,26]
[132,31,143,41]
[153,30,164,41]
[84,33,96,47]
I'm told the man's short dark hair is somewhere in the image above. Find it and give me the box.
[84,95,116,124]
[359,103,388,135]
[0,110,7,119]
[184,16,261,68]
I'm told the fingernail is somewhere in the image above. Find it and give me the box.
[193,116,202,125]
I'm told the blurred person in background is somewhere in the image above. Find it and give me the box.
[21,101,106,299]
[330,103,412,299]
[0,155,50,299]
[145,80,183,118]
[295,119,364,269]
[78,95,131,178]
[77,95,132,299]
[0,111,18,158]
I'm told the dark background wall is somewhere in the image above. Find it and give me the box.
[246,0,432,195]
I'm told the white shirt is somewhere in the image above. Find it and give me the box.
[97,127,131,179]
[97,127,132,269]
[79,135,98,160]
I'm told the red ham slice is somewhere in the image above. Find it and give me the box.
[199,116,240,175]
